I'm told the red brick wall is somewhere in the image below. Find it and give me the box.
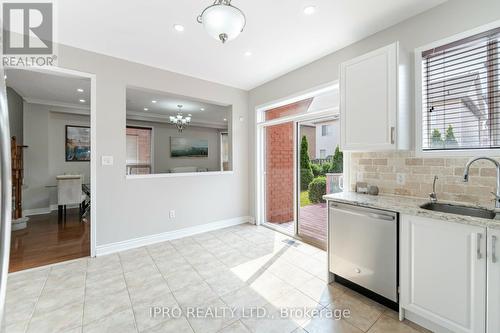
[126,127,151,164]
[265,98,313,121]
[266,122,294,223]
[265,99,313,223]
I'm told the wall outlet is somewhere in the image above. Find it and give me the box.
[101,155,114,166]
[169,210,175,219]
[397,173,406,185]
[357,172,364,182]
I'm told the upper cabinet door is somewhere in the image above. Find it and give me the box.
[340,42,401,151]
[488,228,500,333]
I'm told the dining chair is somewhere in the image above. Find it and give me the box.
[56,175,86,220]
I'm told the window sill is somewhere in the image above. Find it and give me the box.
[415,148,500,158]
[126,171,234,180]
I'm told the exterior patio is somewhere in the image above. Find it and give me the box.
[269,203,327,249]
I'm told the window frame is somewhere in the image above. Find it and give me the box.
[125,125,154,174]
[415,20,500,157]
[321,124,331,137]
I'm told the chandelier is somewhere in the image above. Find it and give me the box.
[169,105,191,133]
[197,0,246,44]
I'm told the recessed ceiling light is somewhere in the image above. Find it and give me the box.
[303,6,316,15]
[245,51,252,56]
[77,88,84,92]
[223,118,227,121]
[144,107,149,111]
[79,99,86,103]
[151,100,157,103]
[173,24,185,32]
[4,75,7,80]
[200,108,205,111]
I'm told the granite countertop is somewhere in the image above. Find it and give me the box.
[324,192,500,229]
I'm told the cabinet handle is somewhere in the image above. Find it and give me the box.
[477,233,483,260]
[493,235,497,263]
[390,127,395,144]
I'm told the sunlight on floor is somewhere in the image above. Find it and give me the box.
[4,224,429,333]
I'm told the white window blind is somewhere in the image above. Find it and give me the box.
[421,27,500,151]
[126,135,139,164]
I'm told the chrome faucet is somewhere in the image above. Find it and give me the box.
[463,157,500,209]
[429,176,438,202]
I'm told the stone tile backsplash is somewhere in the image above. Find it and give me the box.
[350,152,500,208]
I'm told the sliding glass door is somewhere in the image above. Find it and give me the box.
[258,86,340,248]
[297,118,341,249]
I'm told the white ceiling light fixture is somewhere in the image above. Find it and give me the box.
[77,88,84,92]
[200,107,205,111]
[169,105,192,133]
[151,100,157,103]
[173,24,185,32]
[143,107,149,111]
[197,0,246,44]
[79,99,86,103]
[303,6,316,15]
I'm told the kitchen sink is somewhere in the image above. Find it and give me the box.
[420,202,496,219]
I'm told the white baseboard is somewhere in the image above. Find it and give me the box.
[23,204,80,217]
[95,216,253,256]
[403,310,454,333]
[23,207,51,216]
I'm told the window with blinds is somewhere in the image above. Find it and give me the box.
[421,27,500,151]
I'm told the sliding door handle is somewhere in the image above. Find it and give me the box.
[390,127,395,144]
[476,233,483,260]
[492,235,497,263]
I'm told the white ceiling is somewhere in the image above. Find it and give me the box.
[57,0,447,90]
[126,87,230,128]
[5,68,91,107]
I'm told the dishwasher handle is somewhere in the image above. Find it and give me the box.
[330,205,395,221]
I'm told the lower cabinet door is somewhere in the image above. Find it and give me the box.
[487,228,500,333]
[400,215,486,333]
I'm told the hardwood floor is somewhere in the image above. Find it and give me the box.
[9,208,90,272]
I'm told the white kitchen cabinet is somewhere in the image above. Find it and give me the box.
[400,215,486,333]
[339,42,410,151]
[487,227,500,333]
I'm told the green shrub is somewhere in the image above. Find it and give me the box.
[308,176,327,203]
[300,136,314,190]
[310,163,322,178]
[330,146,344,173]
[431,129,444,149]
[301,168,314,191]
[321,162,331,175]
[444,125,458,148]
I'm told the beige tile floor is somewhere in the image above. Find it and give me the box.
[2,224,430,333]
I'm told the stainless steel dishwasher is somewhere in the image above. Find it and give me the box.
[329,201,398,309]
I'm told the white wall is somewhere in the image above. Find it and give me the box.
[7,87,23,145]
[55,45,249,247]
[23,103,90,212]
[315,120,340,159]
[127,120,225,173]
[248,0,500,216]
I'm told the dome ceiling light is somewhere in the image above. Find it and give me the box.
[197,0,246,44]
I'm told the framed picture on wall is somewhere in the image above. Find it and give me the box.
[170,137,208,157]
[66,125,90,161]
